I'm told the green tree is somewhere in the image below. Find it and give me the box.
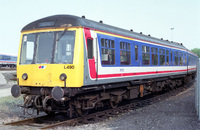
[191,48,200,58]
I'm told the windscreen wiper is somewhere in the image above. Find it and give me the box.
[56,28,68,41]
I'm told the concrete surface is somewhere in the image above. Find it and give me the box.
[0,71,16,97]
[0,87,11,98]
[0,72,6,85]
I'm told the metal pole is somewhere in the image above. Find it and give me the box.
[196,59,199,116]
[198,59,200,120]
[196,58,200,120]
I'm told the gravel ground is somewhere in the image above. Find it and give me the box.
[0,72,199,130]
[57,85,200,130]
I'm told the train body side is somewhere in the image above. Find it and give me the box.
[83,28,198,86]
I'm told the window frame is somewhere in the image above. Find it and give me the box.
[159,48,165,66]
[151,47,158,66]
[175,51,179,65]
[100,38,115,66]
[142,45,150,66]
[120,41,131,65]
[166,50,169,66]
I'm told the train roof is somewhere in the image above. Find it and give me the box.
[0,53,17,57]
[22,15,187,50]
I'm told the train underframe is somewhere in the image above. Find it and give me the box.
[0,64,16,68]
[19,73,195,117]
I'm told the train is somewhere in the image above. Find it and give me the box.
[11,15,198,117]
[0,54,17,68]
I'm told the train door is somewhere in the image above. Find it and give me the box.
[84,28,98,80]
[133,42,140,66]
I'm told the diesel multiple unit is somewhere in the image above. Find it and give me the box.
[11,15,198,117]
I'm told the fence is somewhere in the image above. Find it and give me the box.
[195,58,200,120]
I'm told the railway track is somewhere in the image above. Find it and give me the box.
[3,81,193,129]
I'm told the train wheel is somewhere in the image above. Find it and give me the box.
[109,100,118,109]
[43,96,55,115]
[109,95,119,109]
[75,108,89,117]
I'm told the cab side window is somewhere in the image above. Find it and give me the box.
[87,39,93,59]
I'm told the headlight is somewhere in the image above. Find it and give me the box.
[22,73,28,80]
[60,73,67,81]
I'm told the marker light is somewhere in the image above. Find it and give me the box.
[22,73,28,80]
[60,73,67,81]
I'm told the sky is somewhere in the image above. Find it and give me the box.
[0,0,199,55]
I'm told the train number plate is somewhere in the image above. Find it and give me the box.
[64,65,75,69]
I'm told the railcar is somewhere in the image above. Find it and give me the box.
[0,54,17,68]
[11,15,198,117]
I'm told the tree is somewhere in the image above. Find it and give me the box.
[191,48,200,58]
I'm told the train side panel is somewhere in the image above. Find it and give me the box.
[83,29,196,86]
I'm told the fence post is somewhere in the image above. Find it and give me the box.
[196,58,200,120]
[198,59,200,121]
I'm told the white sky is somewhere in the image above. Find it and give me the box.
[0,0,199,55]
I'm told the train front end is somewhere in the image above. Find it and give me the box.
[11,19,85,114]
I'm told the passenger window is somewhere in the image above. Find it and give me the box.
[135,45,138,61]
[170,51,173,63]
[142,46,150,65]
[166,50,169,65]
[87,39,93,59]
[101,38,115,65]
[180,52,183,65]
[175,51,179,65]
[159,49,165,66]
[184,53,187,65]
[120,42,131,65]
[151,47,158,65]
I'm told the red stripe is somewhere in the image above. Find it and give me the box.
[188,67,196,71]
[95,69,192,79]
[0,61,16,63]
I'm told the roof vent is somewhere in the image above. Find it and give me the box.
[99,20,103,23]
[130,29,133,32]
[148,34,151,36]
[140,32,143,34]
[82,15,85,19]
